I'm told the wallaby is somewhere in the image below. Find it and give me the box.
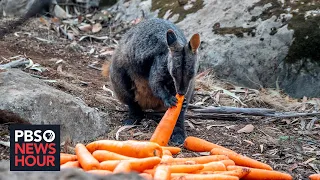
[107,18,201,145]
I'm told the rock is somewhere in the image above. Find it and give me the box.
[0,160,145,180]
[0,69,109,142]
[107,0,320,98]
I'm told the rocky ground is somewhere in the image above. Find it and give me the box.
[0,13,319,180]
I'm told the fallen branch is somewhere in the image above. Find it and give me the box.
[191,106,276,116]
[0,58,29,69]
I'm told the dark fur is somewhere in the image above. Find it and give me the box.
[109,18,200,145]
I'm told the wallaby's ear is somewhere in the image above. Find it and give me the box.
[189,33,200,53]
[166,29,177,47]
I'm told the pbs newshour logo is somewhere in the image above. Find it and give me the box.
[10,125,60,171]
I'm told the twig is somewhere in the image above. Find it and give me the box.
[264,112,320,118]
[88,64,102,71]
[0,140,10,147]
[0,58,29,69]
[191,106,276,116]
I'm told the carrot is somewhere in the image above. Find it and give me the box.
[162,146,181,155]
[171,174,240,180]
[163,150,173,156]
[154,166,171,180]
[310,174,320,180]
[169,155,229,164]
[199,161,226,172]
[139,173,153,180]
[92,150,136,162]
[99,160,121,171]
[100,157,161,172]
[113,161,131,173]
[87,170,113,175]
[86,140,163,158]
[60,153,77,165]
[60,161,80,169]
[160,161,197,165]
[210,148,273,170]
[75,143,100,171]
[150,94,185,146]
[184,136,236,153]
[227,165,292,180]
[219,159,235,167]
[167,164,204,173]
[202,167,251,178]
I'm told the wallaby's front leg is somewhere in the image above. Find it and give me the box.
[170,97,188,145]
[149,56,177,108]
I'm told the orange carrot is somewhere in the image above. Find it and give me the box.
[86,140,163,158]
[75,143,100,171]
[199,161,226,172]
[92,150,136,162]
[219,159,236,167]
[171,174,239,180]
[160,160,197,165]
[169,155,229,164]
[184,136,236,153]
[154,166,171,180]
[87,170,113,175]
[310,174,320,180]
[100,157,161,172]
[211,148,273,170]
[202,167,251,178]
[99,160,121,171]
[139,173,153,180]
[163,150,173,156]
[60,161,80,169]
[227,165,292,180]
[113,161,131,173]
[60,153,77,165]
[150,94,185,146]
[168,164,204,173]
[162,146,181,155]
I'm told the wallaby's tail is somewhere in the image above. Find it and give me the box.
[101,61,111,79]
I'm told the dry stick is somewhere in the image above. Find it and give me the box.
[191,106,276,116]
[0,58,30,69]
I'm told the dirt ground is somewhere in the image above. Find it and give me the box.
[0,17,319,180]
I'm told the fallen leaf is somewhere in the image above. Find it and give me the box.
[185,120,195,129]
[260,144,264,153]
[199,152,211,156]
[237,124,254,133]
[115,125,137,140]
[243,140,254,145]
[79,24,92,32]
[92,23,102,33]
[303,158,316,164]
[225,125,237,130]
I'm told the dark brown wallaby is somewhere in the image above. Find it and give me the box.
[106,18,201,145]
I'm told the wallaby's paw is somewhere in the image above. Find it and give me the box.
[170,127,186,145]
[164,95,178,108]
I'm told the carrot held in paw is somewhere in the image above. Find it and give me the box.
[161,146,181,155]
[310,174,320,180]
[60,153,77,165]
[60,161,80,169]
[211,148,273,170]
[86,140,163,158]
[227,165,292,180]
[184,136,236,153]
[75,143,100,171]
[92,150,136,162]
[171,174,240,180]
[113,161,131,173]
[154,166,171,180]
[150,94,185,146]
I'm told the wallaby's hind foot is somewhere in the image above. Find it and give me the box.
[122,102,144,125]
[170,125,186,145]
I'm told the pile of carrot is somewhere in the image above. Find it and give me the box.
[60,94,318,180]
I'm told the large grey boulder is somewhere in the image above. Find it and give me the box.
[108,0,320,98]
[0,69,109,142]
